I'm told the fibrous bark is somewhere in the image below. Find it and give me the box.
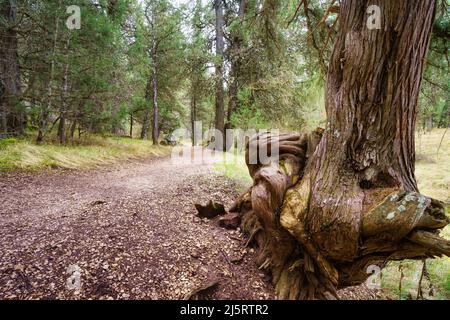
[233,130,449,299]
[230,0,450,300]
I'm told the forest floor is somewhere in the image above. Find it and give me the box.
[0,150,380,300]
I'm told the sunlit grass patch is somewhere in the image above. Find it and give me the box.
[381,241,450,300]
[0,135,170,172]
[415,129,449,202]
[213,150,252,190]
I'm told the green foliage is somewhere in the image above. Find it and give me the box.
[2,0,447,142]
[418,1,449,130]
[0,138,17,150]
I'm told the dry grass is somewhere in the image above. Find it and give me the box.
[0,135,170,172]
[416,129,449,202]
[383,128,449,300]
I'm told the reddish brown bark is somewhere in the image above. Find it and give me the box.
[231,0,450,299]
[305,0,437,261]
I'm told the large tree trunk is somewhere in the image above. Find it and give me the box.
[232,0,450,300]
[214,0,225,140]
[0,0,24,136]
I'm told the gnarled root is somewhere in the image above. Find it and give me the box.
[232,130,450,299]
[235,130,339,299]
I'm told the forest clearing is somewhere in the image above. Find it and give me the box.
[1,0,449,306]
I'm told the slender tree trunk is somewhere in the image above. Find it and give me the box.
[142,4,159,144]
[111,99,122,135]
[58,37,70,144]
[190,0,203,147]
[151,45,159,145]
[141,78,152,139]
[69,119,77,142]
[110,71,123,135]
[0,0,24,136]
[225,0,247,150]
[191,87,197,146]
[425,115,433,132]
[214,0,225,142]
[0,106,6,135]
[232,0,449,300]
[37,0,61,143]
[130,113,133,138]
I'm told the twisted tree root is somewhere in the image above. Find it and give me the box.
[231,130,450,300]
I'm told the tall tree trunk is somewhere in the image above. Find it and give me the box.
[0,0,24,136]
[425,115,433,132]
[142,4,159,145]
[225,0,247,149]
[191,86,197,146]
[69,119,77,142]
[110,72,123,135]
[190,0,203,147]
[141,78,152,140]
[107,0,123,136]
[232,0,450,300]
[151,45,159,145]
[111,99,122,135]
[214,0,225,141]
[37,0,62,143]
[58,37,70,144]
[129,113,133,138]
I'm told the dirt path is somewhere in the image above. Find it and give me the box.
[0,152,278,300]
[0,152,379,300]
